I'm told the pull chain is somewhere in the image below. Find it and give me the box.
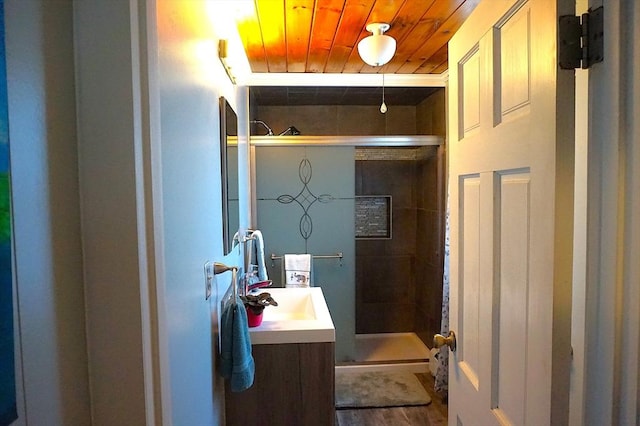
[380,73,387,113]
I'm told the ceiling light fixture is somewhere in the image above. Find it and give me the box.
[357,23,397,67]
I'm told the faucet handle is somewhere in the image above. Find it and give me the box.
[247,280,273,292]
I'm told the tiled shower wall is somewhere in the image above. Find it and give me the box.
[355,156,419,333]
[252,104,417,135]
[415,146,446,345]
[355,146,445,343]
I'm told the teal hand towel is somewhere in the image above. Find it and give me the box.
[220,297,255,392]
[220,301,234,379]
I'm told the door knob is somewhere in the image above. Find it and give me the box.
[433,330,456,352]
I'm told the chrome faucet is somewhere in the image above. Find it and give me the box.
[233,229,257,296]
[235,229,272,295]
[239,265,256,296]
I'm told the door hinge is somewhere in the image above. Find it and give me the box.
[559,6,603,69]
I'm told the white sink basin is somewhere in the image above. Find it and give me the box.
[248,287,335,345]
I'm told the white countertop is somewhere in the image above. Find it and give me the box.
[248,287,336,345]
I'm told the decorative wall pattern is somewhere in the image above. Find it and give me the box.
[255,146,356,362]
[267,157,334,251]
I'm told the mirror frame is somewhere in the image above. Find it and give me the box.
[219,96,237,255]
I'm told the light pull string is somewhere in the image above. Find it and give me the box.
[380,72,387,113]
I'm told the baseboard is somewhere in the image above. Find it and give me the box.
[335,361,429,374]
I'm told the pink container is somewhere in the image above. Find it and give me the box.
[246,306,264,327]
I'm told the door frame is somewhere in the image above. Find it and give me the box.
[575,1,640,424]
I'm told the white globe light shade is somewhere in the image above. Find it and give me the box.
[357,34,396,67]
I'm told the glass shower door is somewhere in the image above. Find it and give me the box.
[254,145,356,362]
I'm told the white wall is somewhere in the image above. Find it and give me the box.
[155,1,240,423]
[76,0,249,425]
[74,0,243,424]
[3,1,247,424]
[5,1,90,424]
[75,0,153,423]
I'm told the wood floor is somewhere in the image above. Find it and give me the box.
[335,373,448,426]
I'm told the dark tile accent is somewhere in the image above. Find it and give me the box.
[337,106,386,135]
[355,149,445,336]
[359,256,413,303]
[390,208,417,255]
[256,105,339,135]
[416,210,429,253]
[385,106,417,135]
[420,156,440,211]
[356,302,415,334]
[251,86,440,107]
[356,239,389,256]
[358,161,416,208]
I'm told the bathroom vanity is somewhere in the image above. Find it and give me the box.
[224,288,336,425]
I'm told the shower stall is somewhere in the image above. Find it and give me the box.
[352,145,446,373]
[250,137,446,372]
[249,86,447,371]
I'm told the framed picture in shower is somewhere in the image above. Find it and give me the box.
[355,195,392,239]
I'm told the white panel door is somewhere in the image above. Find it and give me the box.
[447,0,575,425]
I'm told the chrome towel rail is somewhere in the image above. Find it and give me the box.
[270,252,343,267]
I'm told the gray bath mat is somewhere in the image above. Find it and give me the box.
[335,371,432,409]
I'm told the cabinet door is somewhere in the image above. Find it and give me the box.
[225,342,335,426]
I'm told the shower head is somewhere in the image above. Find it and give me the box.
[250,120,274,136]
[278,126,301,136]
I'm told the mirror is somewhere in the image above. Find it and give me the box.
[219,96,238,255]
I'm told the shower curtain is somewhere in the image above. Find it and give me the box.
[434,199,449,394]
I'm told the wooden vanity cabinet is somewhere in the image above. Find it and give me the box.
[225,342,335,426]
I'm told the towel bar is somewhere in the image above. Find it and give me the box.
[213,262,239,303]
[270,252,343,267]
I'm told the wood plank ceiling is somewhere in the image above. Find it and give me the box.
[236,0,480,74]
